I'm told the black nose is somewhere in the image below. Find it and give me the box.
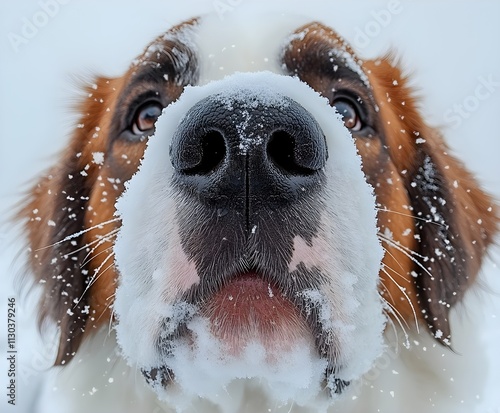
[170,92,327,213]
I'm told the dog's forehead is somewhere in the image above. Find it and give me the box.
[194,13,311,83]
[132,12,369,92]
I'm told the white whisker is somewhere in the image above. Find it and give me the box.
[73,252,115,308]
[381,296,410,348]
[381,267,419,332]
[36,218,121,251]
[379,276,398,305]
[379,246,411,284]
[79,229,119,263]
[63,228,119,259]
[376,207,444,226]
[378,233,434,280]
[378,233,429,262]
[378,290,400,341]
[107,295,116,335]
[81,244,116,269]
[89,259,116,290]
[379,276,410,331]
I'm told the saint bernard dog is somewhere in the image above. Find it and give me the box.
[20,9,498,413]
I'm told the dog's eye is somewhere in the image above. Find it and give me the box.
[332,99,362,131]
[132,102,163,135]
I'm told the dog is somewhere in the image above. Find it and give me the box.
[20,10,499,413]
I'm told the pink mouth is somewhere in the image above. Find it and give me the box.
[202,274,310,354]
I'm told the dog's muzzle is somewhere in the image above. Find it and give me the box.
[114,72,385,405]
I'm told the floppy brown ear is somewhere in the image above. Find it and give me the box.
[365,57,499,345]
[406,131,498,344]
[20,76,117,365]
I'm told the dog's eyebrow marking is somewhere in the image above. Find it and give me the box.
[130,22,200,88]
[281,22,369,88]
[326,47,369,87]
[129,41,199,88]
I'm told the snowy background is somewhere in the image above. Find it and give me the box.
[0,0,499,411]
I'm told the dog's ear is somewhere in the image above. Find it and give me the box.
[20,76,117,365]
[365,57,499,345]
[406,132,498,345]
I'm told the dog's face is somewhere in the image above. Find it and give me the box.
[22,12,498,407]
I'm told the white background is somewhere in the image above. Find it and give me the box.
[0,0,499,411]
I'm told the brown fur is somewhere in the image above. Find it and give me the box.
[365,58,498,343]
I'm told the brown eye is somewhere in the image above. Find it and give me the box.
[333,99,362,131]
[132,102,163,135]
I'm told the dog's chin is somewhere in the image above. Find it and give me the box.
[140,272,358,410]
[201,274,310,357]
[144,307,331,410]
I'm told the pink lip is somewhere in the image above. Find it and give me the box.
[201,274,309,354]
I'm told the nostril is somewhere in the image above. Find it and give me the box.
[183,130,226,175]
[172,95,326,182]
[267,130,316,176]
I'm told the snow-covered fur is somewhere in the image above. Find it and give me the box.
[20,9,498,413]
[34,296,496,413]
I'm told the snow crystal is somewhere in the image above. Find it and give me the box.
[92,152,105,165]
